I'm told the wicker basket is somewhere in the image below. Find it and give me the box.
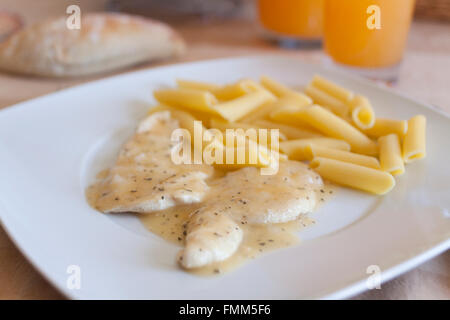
[415,0,450,21]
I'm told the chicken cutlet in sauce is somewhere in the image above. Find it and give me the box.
[87,111,332,275]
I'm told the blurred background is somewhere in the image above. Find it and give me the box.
[1,0,449,109]
[0,0,449,300]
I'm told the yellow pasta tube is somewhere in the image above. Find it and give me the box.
[402,115,426,163]
[150,106,213,159]
[269,105,318,131]
[253,119,322,139]
[213,82,253,100]
[147,104,171,115]
[210,131,281,170]
[240,101,276,123]
[238,79,274,94]
[280,138,351,160]
[148,103,213,126]
[213,90,276,122]
[304,84,350,117]
[310,157,395,195]
[378,134,405,175]
[295,105,378,155]
[364,118,408,138]
[350,95,375,130]
[242,95,312,123]
[176,79,221,92]
[169,109,204,140]
[153,88,218,114]
[311,75,354,103]
[260,75,312,106]
[209,118,287,141]
[210,118,256,131]
[305,145,380,169]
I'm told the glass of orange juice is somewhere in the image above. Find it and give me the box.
[323,0,416,81]
[257,0,324,47]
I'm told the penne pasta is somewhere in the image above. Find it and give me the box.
[378,134,404,175]
[241,94,313,124]
[154,88,219,114]
[305,145,380,169]
[209,118,287,141]
[213,80,254,101]
[402,115,426,163]
[240,101,277,123]
[176,79,221,92]
[310,157,395,195]
[253,119,322,139]
[279,138,351,160]
[260,75,312,106]
[350,95,375,130]
[269,105,318,131]
[294,105,378,155]
[150,75,425,196]
[304,84,350,117]
[213,90,276,122]
[208,131,283,170]
[151,106,214,161]
[311,75,354,103]
[169,108,206,142]
[364,118,408,138]
[238,79,273,94]
[148,103,213,126]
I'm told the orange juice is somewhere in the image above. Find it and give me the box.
[258,0,324,40]
[324,0,416,68]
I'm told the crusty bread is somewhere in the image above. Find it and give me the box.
[0,12,185,77]
[0,11,22,42]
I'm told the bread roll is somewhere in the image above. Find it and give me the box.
[0,11,22,42]
[0,13,185,77]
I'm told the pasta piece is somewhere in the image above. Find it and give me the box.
[310,157,395,195]
[402,115,426,163]
[269,105,318,131]
[208,131,282,170]
[253,119,322,139]
[378,134,404,175]
[148,105,212,159]
[239,79,273,94]
[212,79,275,101]
[154,88,218,114]
[210,118,256,131]
[280,138,351,160]
[176,79,221,92]
[213,81,253,101]
[350,95,375,130]
[295,105,378,155]
[364,118,408,138]
[148,103,212,126]
[305,145,380,169]
[186,109,214,127]
[240,101,277,123]
[213,90,276,122]
[209,118,287,141]
[147,104,171,114]
[304,84,349,117]
[282,91,313,108]
[311,75,354,103]
[242,95,311,123]
[260,75,312,106]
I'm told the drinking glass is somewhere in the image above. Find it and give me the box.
[323,0,416,81]
[257,0,324,47]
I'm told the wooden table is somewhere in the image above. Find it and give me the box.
[0,1,449,300]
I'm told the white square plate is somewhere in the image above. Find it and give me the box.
[0,56,449,299]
